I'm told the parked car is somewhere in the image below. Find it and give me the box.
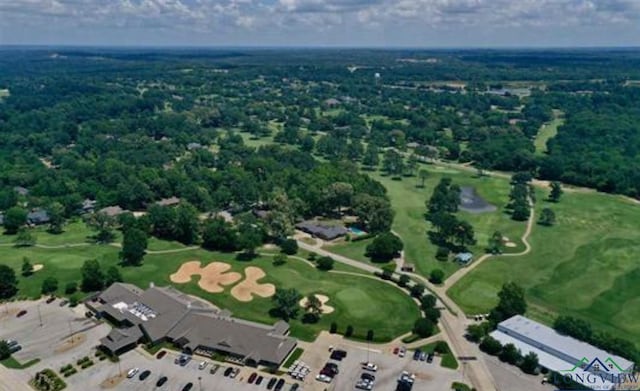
[427,353,434,363]
[361,373,375,382]
[9,345,22,354]
[275,378,286,391]
[139,370,151,381]
[198,361,208,370]
[45,296,56,304]
[419,352,427,361]
[248,372,257,383]
[5,340,18,348]
[412,349,422,361]
[393,347,399,355]
[209,364,220,375]
[289,384,300,391]
[398,347,406,358]
[156,376,168,387]
[267,377,278,389]
[330,349,347,361]
[223,367,233,377]
[126,368,139,379]
[230,368,240,378]
[156,350,167,359]
[362,362,378,372]
[59,300,69,307]
[16,310,27,318]
[181,382,193,391]
[315,374,332,383]
[256,375,264,385]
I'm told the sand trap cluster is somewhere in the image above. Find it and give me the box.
[502,236,517,248]
[171,261,275,302]
[33,264,44,272]
[170,261,241,293]
[230,267,276,302]
[299,294,335,314]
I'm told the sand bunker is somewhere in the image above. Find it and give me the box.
[505,242,517,248]
[170,261,241,293]
[230,267,276,302]
[33,264,44,272]
[299,294,335,314]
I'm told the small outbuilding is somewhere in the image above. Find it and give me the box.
[295,221,348,241]
[400,263,415,272]
[27,208,50,225]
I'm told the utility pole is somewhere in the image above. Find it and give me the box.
[37,305,42,327]
[68,319,74,342]
[198,376,202,391]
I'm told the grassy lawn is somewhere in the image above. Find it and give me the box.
[448,188,640,344]
[0,220,114,246]
[0,235,418,343]
[0,357,40,369]
[414,341,457,369]
[323,238,395,270]
[282,347,304,368]
[534,110,564,155]
[362,166,527,279]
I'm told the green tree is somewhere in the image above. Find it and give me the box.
[316,256,335,271]
[3,206,27,234]
[538,208,556,226]
[0,265,18,299]
[398,274,410,287]
[511,200,531,221]
[549,181,563,202]
[324,182,354,215]
[362,144,380,169]
[345,325,354,337]
[453,220,476,249]
[279,238,298,255]
[120,227,148,266]
[47,202,66,234]
[105,266,123,286]
[429,269,445,284]
[272,254,287,266]
[41,276,58,295]
[0,340,11,360]
[417,169,429,188]
[466,323,489,343]
[86,212,117,243]
[202,217,237,251]
[413,318,435,338]
[352,194,394,233]
[382,149,405,178]
[499,343,522,365]
[237,225,263,257]
[365,232,403,261]
[410,283,425,298]
[21,257,34,276]
[14,227,35,247]
[520,352,540,374]
[304,294,323,322]
[489,282,527,324]
[272,288,302,321]
[479,336,503,355]
[148,204,177,239]
[174,202,200,244]
[65,281,78,294]
[487,231,503,254]
[81,260,104,292]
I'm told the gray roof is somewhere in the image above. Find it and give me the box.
[495,315,634,372]
[96,283,296,365]
[13,186,29,196]
[155,197,181,207]
[296,221,348,240]
[27,209,50,225]
[99,206,126,217]
[100,326,143,353]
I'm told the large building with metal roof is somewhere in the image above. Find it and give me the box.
[89,283,297,367]
[491,315,634,390]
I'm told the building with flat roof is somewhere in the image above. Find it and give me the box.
[89,283,297,367]
[491,315,634,390]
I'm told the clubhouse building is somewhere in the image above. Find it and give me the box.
[491,315,635,390]
[88,283,297,367]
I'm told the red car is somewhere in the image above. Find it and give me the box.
[16,310,27,318]
[393,347,399,355]
[156,351,167,359]
[248,372,257,384]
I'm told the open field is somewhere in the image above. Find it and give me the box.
[363,166,527,278]
[448,188,640,343]
[0,229,419,342]
[534,110,565,155]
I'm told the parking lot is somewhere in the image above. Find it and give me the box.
[297,333,465,391]
[0,298,110,365]
[64,348,302,391]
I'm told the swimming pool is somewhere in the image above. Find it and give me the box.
[348,227,366,235]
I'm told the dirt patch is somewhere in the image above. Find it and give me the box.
[230,267,275,302]
[100,373,126,389]
[299,294,335,314]
[54,333,87,354]
[170,261,241,293]
[33,264,44,272]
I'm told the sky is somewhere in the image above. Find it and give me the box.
[2,0,640,47]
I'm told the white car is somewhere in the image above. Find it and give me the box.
[316,374,332,383]
[362,362,378,372]
[126,368,139,379]
[398,347,406,358]
[198,361,208,370]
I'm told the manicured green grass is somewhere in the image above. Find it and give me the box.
[449,189,640,344]
[363,166,527,278]
[1,357,40,369]
[441,352,459,370]
[324,238,395,270]
[0,234,418,343]
[534,112,564,155]
[282,347,304,368]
